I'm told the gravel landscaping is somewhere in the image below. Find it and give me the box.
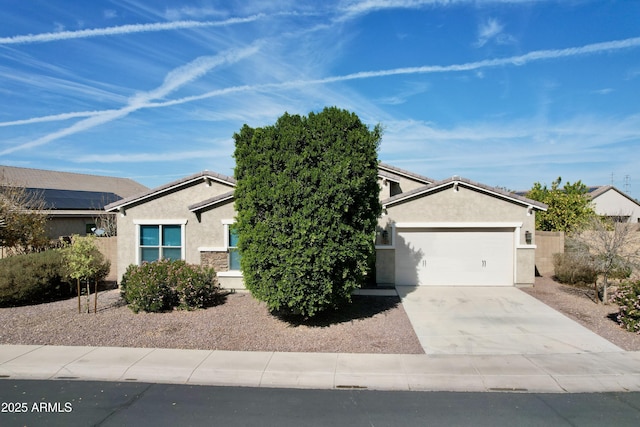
[1,276,639,353]
[522,276,640,351]
[0,289,424,354]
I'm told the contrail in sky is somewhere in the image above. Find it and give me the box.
[1,36,638,154]
[0,15,263,45]
[0,44,261,155]
[150,36,640,107]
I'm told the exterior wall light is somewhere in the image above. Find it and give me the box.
[525,230,532,245]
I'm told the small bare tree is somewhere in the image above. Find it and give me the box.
[0,173,50,254]
[573,215,640,304]
[90,194,117,237]
[91,211,117,237]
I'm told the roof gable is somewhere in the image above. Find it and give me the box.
[188,190,235,212]
[105,170,235,211]
[383,176,548,211]
[378,162,435,185]
[588,185,640,207]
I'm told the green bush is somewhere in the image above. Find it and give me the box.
[553,252,598,285]
[233,107,381,317]
[0,250,72,306]
[120,259,220,313]
[613,280,640,334]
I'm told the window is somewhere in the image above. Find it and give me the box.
[139,224,183,263]
[228,226,241,270]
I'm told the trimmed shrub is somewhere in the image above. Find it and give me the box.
[613,280,640,334]
[0,250,72,307]
[233,107,381,317]
[553,252,598,285]
[120,259,220,313]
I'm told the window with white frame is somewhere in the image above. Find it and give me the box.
[138,223,184,263]
[228,225,241,270]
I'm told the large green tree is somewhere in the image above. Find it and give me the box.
[233,107,382,317]
[526,177,595,234]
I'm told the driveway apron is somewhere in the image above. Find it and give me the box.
[397,286,623,355]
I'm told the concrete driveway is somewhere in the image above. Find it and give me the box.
[397,286,623,355]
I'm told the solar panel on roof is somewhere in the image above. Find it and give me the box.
[23,188,122,210]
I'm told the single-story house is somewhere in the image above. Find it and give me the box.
[588,186,640,223]
[105,164,546,289]
[1,165,148,239]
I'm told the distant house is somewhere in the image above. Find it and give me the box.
[588,186,640,223]
[0,165,148,239]
[106,163,546,289]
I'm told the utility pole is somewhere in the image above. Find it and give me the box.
[624,175,630,193]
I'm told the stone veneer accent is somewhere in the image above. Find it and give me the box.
[201,251,229,272]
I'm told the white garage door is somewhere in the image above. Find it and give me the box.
[395,228,514,286]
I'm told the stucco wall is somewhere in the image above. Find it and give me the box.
[593,189,640,223]
[515,247,535,286]
[94,236,117,282]
[398,176,428,193]
[47,216,102,238]
[375,248,395,284]
[114,180,234,281]
[380,186,537,243]
[535,231,565,277]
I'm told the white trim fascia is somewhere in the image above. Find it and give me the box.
[383,187,441,208]
[460,182,546,210]
[384,181,545,211]
[377,164,431,184]
[188,195,234,212]
[198,247,227,252]
[135,224,140,265]
[375,245,395,250]
[217,271,243,278]
[394,222,523,229]
[221,219,235,225]
[517,245,537,249]
[134,219,188,225]
[107,175,235,211]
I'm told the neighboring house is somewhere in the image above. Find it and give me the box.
[588,186,640,223]
[106,163,546,289]
[0,165,148,239]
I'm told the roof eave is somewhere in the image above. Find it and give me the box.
[383,178,548,211]
[105,172,235,212]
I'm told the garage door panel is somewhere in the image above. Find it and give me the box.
[396,229,514,286]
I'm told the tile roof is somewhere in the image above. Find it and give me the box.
[188,190,235,212]
[383,176,548,210]
[377,169,402,183]
[105,170,236,211]
[587,185,640,206]
[0,165,148,198]
[378,162,435,185]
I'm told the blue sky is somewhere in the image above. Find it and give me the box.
[1,0,639,200]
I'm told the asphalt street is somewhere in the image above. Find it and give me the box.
[1,380,640,427]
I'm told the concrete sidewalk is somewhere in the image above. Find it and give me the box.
[1,345,640,393]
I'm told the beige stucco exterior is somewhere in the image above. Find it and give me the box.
[109,168,543,290]
[114,179,235,281]
[46,216,103,239]
[591,187,640,223]
[376,183,539,286]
